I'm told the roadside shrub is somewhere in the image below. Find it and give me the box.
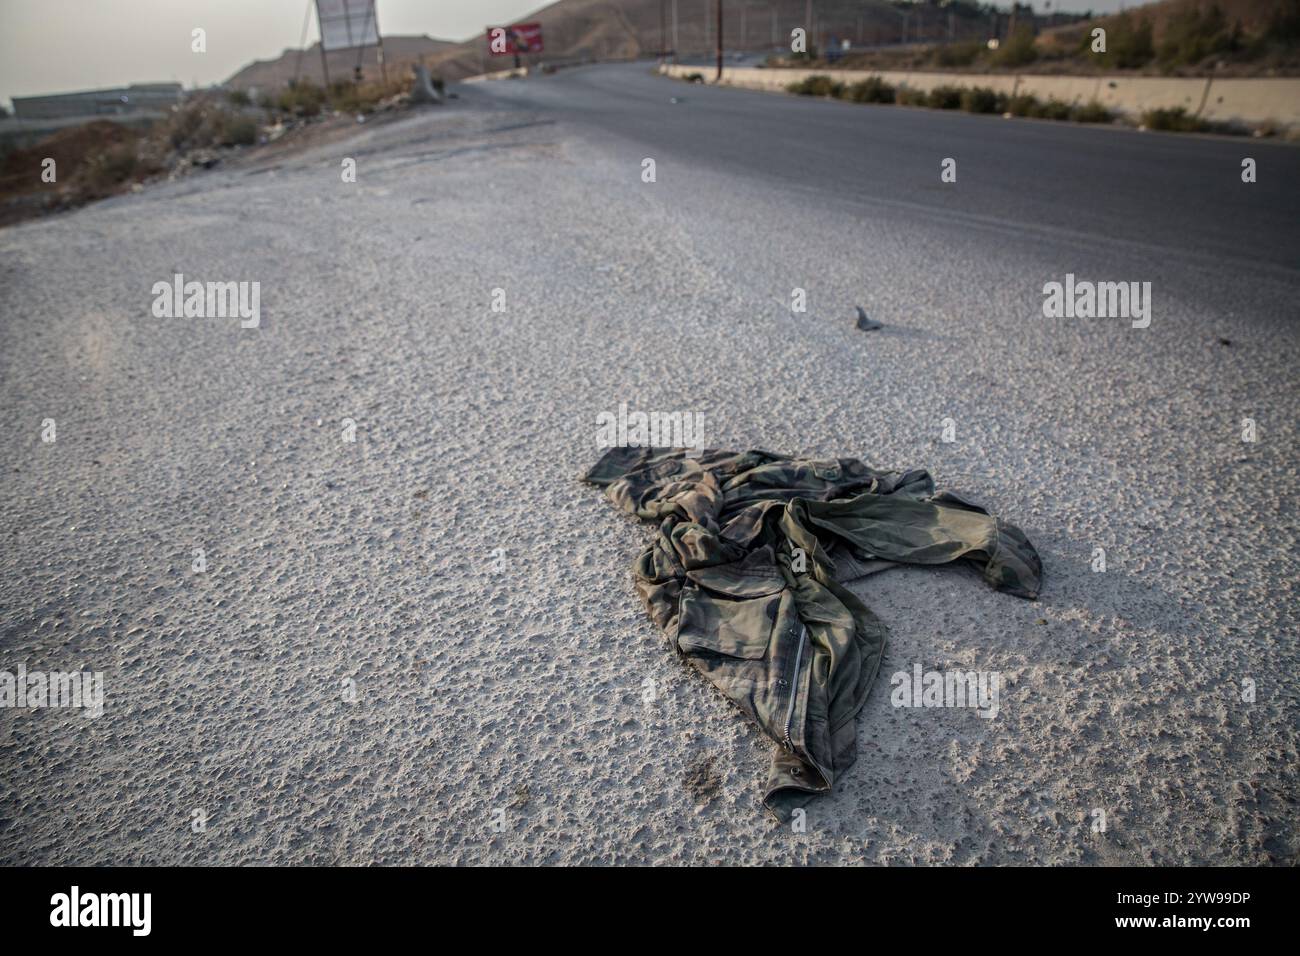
[73,140,161,199]
[325,76,412,114]
[932,39,984,68]
[328,79,362,112]
[154,100,264,153]
[1142,106,1209,132]
[167,105,206,149]
[682,72,705,83]
[780,74,1118,132]
[1070,100,1112,123]
[1002,94,1074,121]
[277,81,326,117]
[216,114,258,146]
[1253,118,1282,138]
[960,87,1004,114]
[226,89,252,107]
[1006,93,1040,117]
[1035,98,1073,120]
[787,75,844,97]
[927,85,963,110]
[87,142,139,186]
[846,77,895,104]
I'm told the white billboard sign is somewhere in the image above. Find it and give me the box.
[315,0,380,52]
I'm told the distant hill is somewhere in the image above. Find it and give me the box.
[225,0,1029,88]
[225,35,457,90]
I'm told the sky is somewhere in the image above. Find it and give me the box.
[0,0,1139,108]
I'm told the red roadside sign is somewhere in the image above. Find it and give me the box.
[486,23,544,56]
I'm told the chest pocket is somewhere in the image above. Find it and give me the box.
[676,559,786,660]
[810,460,842,481]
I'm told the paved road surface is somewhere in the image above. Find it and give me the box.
[464,63,1300,277]
[0,64,1295,864]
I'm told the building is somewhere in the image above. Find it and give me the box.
[11,83,183,120]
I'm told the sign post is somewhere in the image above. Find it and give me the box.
[486,23,545,73]
[314,0,385,91]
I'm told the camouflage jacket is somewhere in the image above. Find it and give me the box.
[586,446,1042,820]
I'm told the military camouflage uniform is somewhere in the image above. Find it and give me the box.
[586,446,1042,820]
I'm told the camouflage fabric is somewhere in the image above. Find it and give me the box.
[585,446,1042,820]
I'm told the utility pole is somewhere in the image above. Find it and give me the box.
[660,0,666,58]
[672,0,679,61]
[318,41,332,92]
[771,5,777,48]
[715,0,723,81]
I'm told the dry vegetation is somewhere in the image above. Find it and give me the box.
[0,72,422,228]
[786,73,1119,125]
[783,72,1241,135]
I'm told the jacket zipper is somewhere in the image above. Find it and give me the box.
[782,624,807,751]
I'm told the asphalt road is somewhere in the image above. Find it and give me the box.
[1,64,1295,864]
[464,62,1300,278]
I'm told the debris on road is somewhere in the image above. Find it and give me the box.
[855,306,883,331]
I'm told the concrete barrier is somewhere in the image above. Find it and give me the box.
[660,64,1300,129]
[1201,77,1300,129]
[410,65,443,104]
[1094,76,1211,115]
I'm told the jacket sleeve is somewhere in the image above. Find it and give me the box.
[788,493,1042,600]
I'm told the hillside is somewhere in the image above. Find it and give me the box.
[426,0,1060,78]
[226,35,457,90]
[1040,0,1300,74]
[790,0,1300,76]
[1046,0,1295,46]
